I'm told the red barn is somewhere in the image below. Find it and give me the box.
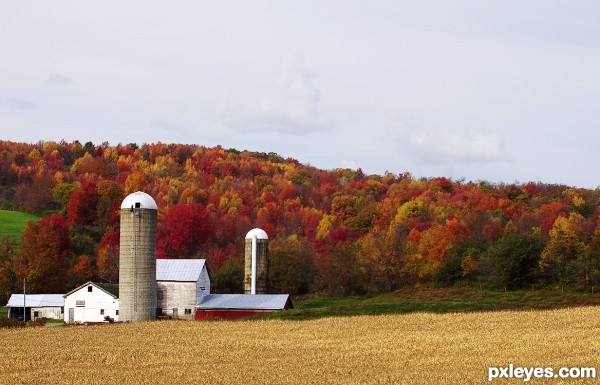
[195,294,293,320]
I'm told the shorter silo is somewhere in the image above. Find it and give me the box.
[244,228,269,294]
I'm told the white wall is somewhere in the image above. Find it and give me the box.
[157,281,196,319]
[31,307,63,320]
[196,267,210,304]
[64,284,119,324]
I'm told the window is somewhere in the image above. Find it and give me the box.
[61,307,64,314]
[87,286,93,292]
[76,300,85,307]
[199,286,206,291]
[184,309,192,315]
[116,310,119,315]
[100,309,104,315]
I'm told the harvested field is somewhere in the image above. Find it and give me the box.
[1,307,599,384]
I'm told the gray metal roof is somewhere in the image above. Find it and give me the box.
[196,294,291,310]
[156,259,206,282]
[6,294,64,308]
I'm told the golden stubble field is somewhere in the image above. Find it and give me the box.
[1,307,599,385]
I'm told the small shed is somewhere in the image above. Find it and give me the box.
[64,282,119,324]
[157,259,210,319]
[195,294,293,320]
[6,294,64,321]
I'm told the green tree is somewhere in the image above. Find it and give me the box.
[0,236,18,304]
[212,257,244,294]
[269,235,316,295]
[52,182,78,212]
[482,230,542,289]
[579,223,600,285]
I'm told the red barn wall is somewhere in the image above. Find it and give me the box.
[195,309,273,320]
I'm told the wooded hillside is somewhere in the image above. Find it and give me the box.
[1,139,599,301]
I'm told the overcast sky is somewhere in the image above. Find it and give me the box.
[2,1,600,188]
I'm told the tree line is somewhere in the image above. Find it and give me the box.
[1,139,599,302]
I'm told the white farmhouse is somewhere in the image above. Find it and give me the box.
[64,282,119,324]
[156,259,210,319]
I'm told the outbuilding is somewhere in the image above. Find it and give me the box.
[64,282,119,324]
[195,294,293,320]
[157,259,210,319]
[5,294,64,321]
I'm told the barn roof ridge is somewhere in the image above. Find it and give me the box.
[64,281,118,299]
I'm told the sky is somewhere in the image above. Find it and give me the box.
[1,1,600,188]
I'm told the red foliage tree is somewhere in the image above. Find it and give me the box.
[18,214,71,293]
[96,229,120,283]
[67,179,98,226]
[70,255,94,286]
[157,203,212,258]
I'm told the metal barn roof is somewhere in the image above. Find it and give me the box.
[196,294,291,310]
[6,294,64,308]
[156,259,207,282]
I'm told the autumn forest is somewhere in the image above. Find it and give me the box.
[1,140,600,302]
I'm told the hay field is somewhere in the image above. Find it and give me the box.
[1,307,599,385]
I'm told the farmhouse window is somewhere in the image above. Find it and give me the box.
[116,310,119,315]
[184,309,192,315]
[76,300,85,307]
[100,309,104,315]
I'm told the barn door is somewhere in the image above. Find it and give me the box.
[68,308,74,323]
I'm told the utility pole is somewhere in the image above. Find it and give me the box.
[23,278,26,322]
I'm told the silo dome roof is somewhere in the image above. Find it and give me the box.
[121,191,157,210]
[245,228,268,240]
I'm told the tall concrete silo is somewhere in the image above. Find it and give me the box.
[244,228,269,294]
[119,191,157,322]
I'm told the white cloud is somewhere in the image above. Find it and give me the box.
[47,73,74,85]
[396,122,511,165]
[153,119,186,133]
[5,98,39,111]
[219,53,331,136]
[337,159,360,170]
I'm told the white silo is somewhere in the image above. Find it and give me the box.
[119,191,157,322]
[244,228,269,294]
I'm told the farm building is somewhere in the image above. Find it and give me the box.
[157,258,210,319]
[64,282,119,324]
[195,294,293,320]
[5,294,64,321]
